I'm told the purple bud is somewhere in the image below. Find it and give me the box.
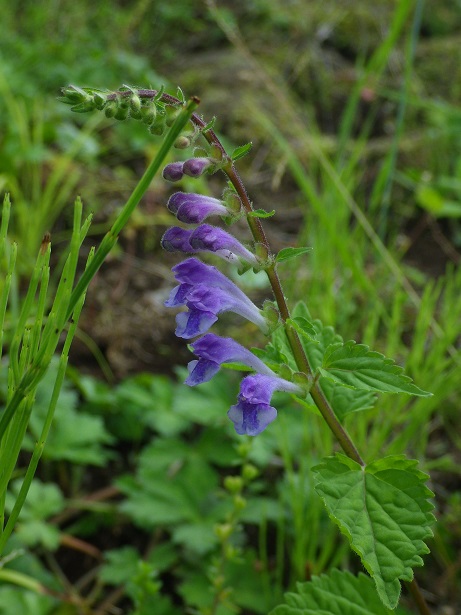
[185,333,275,386]
[183,157,213,177]
[190,225,259,266]
[163,162,184,182]
[228,374,303,436]
[161,227,196,253]
[167,192,228,224]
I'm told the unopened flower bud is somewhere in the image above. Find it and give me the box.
[130,94,142,119]
[224,476,243,494]
[183,157,214,177]
[149,113,165,135]
[141,103,157,125]
[174,135,191,149]
[233,494,246,510]
[242,464,259,481]
[165,106,181,126]
[114,102,129,120]
[104,100,117,118]
[215,523,233,540]
[162,162,184,182]
[92,92,107,110]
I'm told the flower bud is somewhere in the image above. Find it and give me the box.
[141,102,157,125]
[214,523,233,540]
[92,92,107,110]
[165,106,181,126]
[242,463,259,482]
[149,113,165,135]
[104,100,117,118]
[224,476,243,494]
[130,94,142,119]
[233,494,246,510]
[174,135,191,149]
[183,157,214,178]
[162,162,184,182]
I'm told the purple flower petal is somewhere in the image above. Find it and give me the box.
[227,374,303,436]
[167,193,228,224]
[185,333,275,385]
[163,162,184,182]
[165,258,268,337]
[182,157,214,177]
[175,309,218,338]
[190,225,259,266]
[161,227,196,253]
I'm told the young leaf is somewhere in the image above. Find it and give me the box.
[313,454,435,609]
[231,142,252,161]
[247,209,275,218]
[270,569,405,614]
[319,340,431,396]
[275,247,312,263]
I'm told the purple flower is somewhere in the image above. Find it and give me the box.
[183,157,214,177]
[167,192,229,224]
[165,257,268,338]
[190,225,259,266]
[161,224,259,266]
[163,162,184,182]
[228,374,303,436]
[185,333,275,385]
[161,227,196,253]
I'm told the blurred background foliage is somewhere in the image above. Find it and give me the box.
[0,0,461,613]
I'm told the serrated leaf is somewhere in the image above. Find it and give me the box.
[231,142,252,161]
[270,569,403,614]
[319,340,431,396]
[313,454,435,609]
[287,316,318,342]
[248,208,275,218]
[276,247,313,263]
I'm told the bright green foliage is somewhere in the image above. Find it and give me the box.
[275,247,313,263]
[313,454,435,609]
[267,303,377,421]
[231,142,253,161]
[5,480,64,550]
[270,569,410,614]
[319,340,432,396]
[20,361,113,465]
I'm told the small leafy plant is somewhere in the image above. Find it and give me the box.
[57,84,435,613]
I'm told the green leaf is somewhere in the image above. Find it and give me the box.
[313,454,435,609]
[270,569,405,614]
[231,142,252,161]
[276,247,312,263]
[286,316,318,342]
[287,309,377,420]
[319,340,431,396]
[247,208,275,218]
